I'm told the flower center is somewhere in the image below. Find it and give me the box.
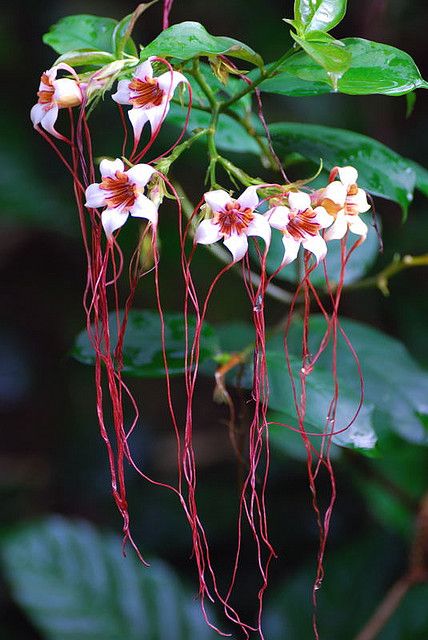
[216,201,254,236]
[129,77,165,109]
[286,208,320,240]
[37,73,55,105]
[100,171,137,210]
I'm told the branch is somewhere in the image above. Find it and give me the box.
[345,253,428,295]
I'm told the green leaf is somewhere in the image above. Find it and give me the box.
[269,122,416,216]
[1,517,215,640]
[405,158,428,198]
[262,38,428,97]
[140,21,263,67]
[293,0,348,34]
[266,351,377,452]
[43,14,136,56]
[168,104,261,155]
[262,215,380,287]
[72,310,220,377]
[291,32,351,79]
[273,315,428,448]
[258,71,331,97]
[55,50,116,68]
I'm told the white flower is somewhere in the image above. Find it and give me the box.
[265,191,334,266]
[195,186,271,262]
[322,166,371,241]
[30,63,82,138]
[112,58,188,143]
[84,158,158,238]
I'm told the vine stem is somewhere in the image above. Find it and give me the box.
[344,253,428,295]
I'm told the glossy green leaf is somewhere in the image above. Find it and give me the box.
[262,38,428,97]
[0,517,215,640]
[273,315,428,447]
[269,122,416,216]
[168,104,261,154]
[266,351,377,452]
[293,0,348,34]
[262,215,380,287]
[405,158,428,198]
[72,310,219,377]
[291,32,351,78]
[43,15,120,55]
[55,50,116,68]
[140,21,263,67]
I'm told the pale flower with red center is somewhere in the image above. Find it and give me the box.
[112,58,188,142]
[30,63,82,138]
[84,159,158,238]
[265,191,334,265]
[321,166,371,241]
[195,187,271,262]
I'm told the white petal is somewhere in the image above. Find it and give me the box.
[53,78,82,107]
[236,185,259,211]
[30,103,46,126]
[85,183,106,208]
[130,194,158,226]
[323,181,347,206]
[313,206,334,229]
[338,166,358,187]
[40,104,59,137]
[100,158,124,178]
[126,164,156,188]
[223,233,248,262]
[281,236,300,265]
[102,208,129,237]
[288,190,311,213]
[128,107,150,142]
[265,206,290,230]
[135,60,154,80]
[157,70,188,95]
[302,234,327,263]
[348,215,368,238]
[112,79,131,105]
[194,219,222,245]
[245,213,271,249]
[324,213,348,241]
[204,190,232,213]
[146,102,169,133]
[351,188,371,213]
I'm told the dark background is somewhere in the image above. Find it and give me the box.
[1,1,428,638]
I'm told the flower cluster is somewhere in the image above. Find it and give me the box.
[195,167,371,265]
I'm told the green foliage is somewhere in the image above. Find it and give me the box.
[0,517,215,640]
[291,0,348,35]
[72,310,219,377]
[290,32,351,79]
[140,21,263,67]
[262,38,428,96]
[269,122,417,217]
[43,15,137,57]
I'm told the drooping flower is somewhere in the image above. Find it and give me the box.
[112,58,188,143]
[195,187,271,262]
[84,158,158,238]
[320,166,371,241]
[30,63,82,138]
[265,191,334,266]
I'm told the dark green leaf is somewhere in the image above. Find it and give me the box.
[43,15,120,55]
[263,38,428,97]
[405,158,428,198]
[262,215,380,287]
[140,22,263,67]
[293,0,348,34]
[291,32,351,79]
[273,315,428,447]
[72,310,220,377]
[112,2,159,59]
[268,410,341,461]
[269,122,416,216]
[1,517,215,640]
[257,71,331,97]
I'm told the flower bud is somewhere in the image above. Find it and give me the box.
[53,78,82,108]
